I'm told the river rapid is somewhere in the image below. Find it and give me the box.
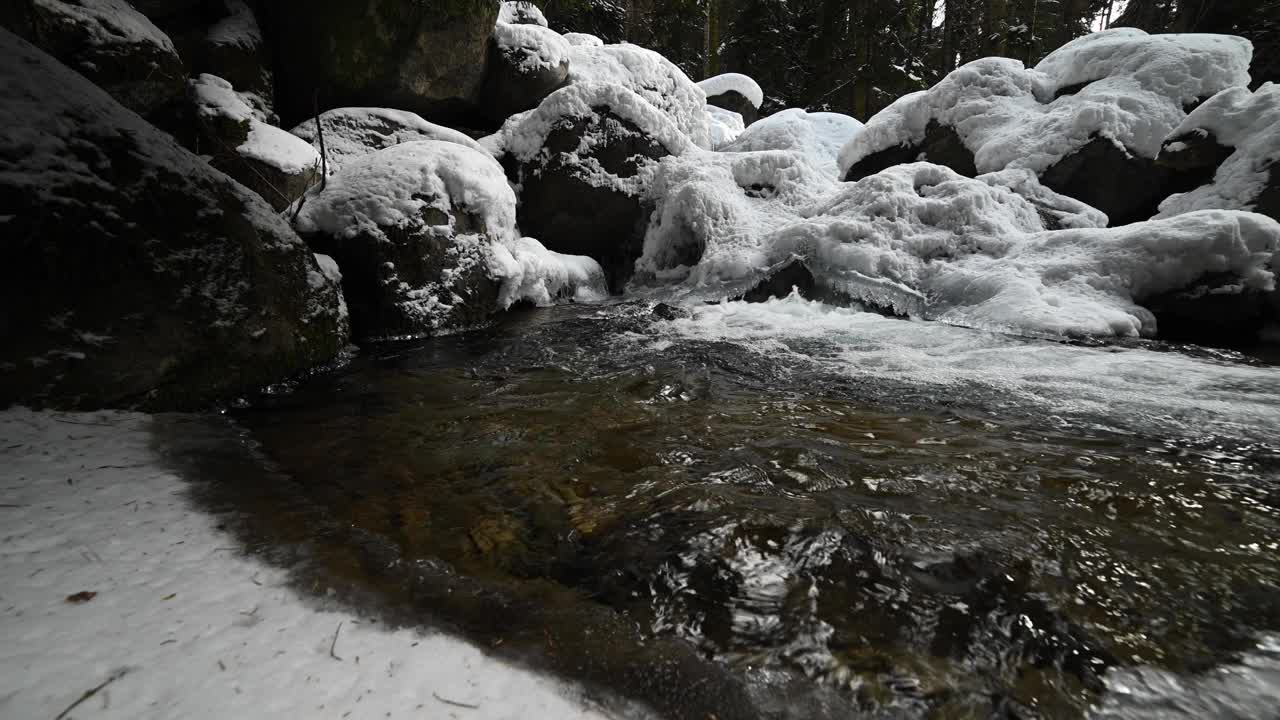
[166,296,1280,720]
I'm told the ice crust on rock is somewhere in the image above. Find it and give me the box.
[289,107,486,173]
[723,109,863,177]
[838,30,1253,178]
[1157,83,1280,217]
[706,105,745,148]
[697,73,765,109]
[192,74,318,173]
[639,159,1279,339]
[491,237,609,308]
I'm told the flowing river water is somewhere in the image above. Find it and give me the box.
[159,296,1280,719]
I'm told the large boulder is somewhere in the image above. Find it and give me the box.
[290,106,488,174]
[190,73,321,212]
[503,83,695,292]
[294,141,516,340]
[0,30,347,410]
[10,0,186,118]
[259,0,498,127]
[161,0,275,114]
[480,18,570,124]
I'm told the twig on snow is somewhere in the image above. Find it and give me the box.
[432,692,480,710]
[54,667,131,720]
[329,621,343,661]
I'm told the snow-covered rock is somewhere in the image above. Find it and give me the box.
[566,42,712,149]
[563,32,603,48]
[294,140,513,339]
[0,29,347,410]
[498,0,548,26]
[482,16,571,121]
[168,0,274,115]
[491,237,608,308]
[839,30,1254,225]
[191,74,321,211]
[289,106,486,174]
[15,0,185,117]
[1157,83,1280,222]
[698,72,764,125]
[721,109,863,178]
[639,157,1280,343]
[507,83,694,291]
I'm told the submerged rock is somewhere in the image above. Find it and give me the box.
[294,140,514,340]
[0,30,347,410]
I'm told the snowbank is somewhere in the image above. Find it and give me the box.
[838,30,1253,177]
[289,107,486,173]
[295,140,515,244]
[1157,83,1280,217]
[192,74,318,173]
[697,73,764,108]
[639,160,1279,338]
[563,32,603,48]
[491,237,609,308]
[0,409,612,720]
[722,109,863,177]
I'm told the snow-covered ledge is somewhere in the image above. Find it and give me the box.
[0,409,611,720]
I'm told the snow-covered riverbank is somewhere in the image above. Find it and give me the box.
[0,409,612,720]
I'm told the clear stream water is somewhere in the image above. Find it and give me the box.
[166,296,1280,720]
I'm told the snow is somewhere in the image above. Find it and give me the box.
[289,107,487,173]
[563,32,603,48]
[705,105,745,148]
[566,43,712,149]
[490,237,609,308]
[295,140,516,244]
[206,0,262,49]
[1157,83,1280,218]
[838,30,1253,178]
[498,0,548,27]
[500,81,695,166]
[722,109,863,177]
[638,160,1279,339]
[310,253,349,324]
[493,19,571,74]
[192,74,319,174]
[979,168,1110,228]
[0,409,614,720]
[33,0,175,52]
[697,73,764,109]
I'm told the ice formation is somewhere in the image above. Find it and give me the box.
[490,237,609,308]
[723,109,863,177]
[838,30,1253,177]
[1157,83,1280,217]
[706,105,746,148]
[290,107,486,173]
[638,159,1278,339]
[697,72,765,108]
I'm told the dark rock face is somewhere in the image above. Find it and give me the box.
[12,0,186,118]
[842,121,976,183]
[706,89,758,126]
[259,0,498,127]
[1039,136,1199,227]
[518,110,674,293]
[1156,130,1234,174]
[738,260,817,303]
[479,35,569,124]
[0,30,347,410]
[1143,272,1273,348]
[162,0,275,110]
